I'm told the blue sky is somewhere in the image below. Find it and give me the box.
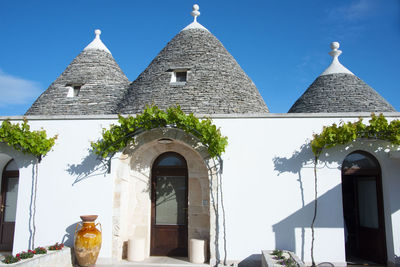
[0,0,399,115]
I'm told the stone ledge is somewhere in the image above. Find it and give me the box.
[0,247,72,267]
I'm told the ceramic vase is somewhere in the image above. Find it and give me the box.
[74,215,102,267]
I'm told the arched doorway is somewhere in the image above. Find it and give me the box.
[112,128,213,260]
[0,159,19,251]
[341,151,387,264]
[150,152,188,256]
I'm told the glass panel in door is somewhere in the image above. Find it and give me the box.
[155,176,186,225]
[357,177,379,229]
[4,177,19,222]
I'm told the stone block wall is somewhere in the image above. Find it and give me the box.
[111,128,214,261]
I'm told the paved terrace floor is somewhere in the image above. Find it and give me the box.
[95,257,211,267]
[95,257,387,267]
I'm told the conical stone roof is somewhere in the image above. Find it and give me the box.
[117,6,268,114]
[289,42,395,113]
[26,30,130,115]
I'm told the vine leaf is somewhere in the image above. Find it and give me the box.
[311,113,400,158]
[0,119,57,162]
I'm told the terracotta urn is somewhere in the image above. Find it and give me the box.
[74,215,102,267]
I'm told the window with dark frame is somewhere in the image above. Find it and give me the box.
[66,83,83,98]
[73,85,81,97]
[175,71,187,82]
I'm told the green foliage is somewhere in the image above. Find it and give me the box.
[48,242,64,250]
[2,255,20,264]
[91,105,228,159]
[34,246,47,254]
[311,113,400,157]
[270,250,299,267]
[17,250,34,259]
[279,257,299,267]
[271,249,284,259]
[2,247,49,264]
[0,119,57,161]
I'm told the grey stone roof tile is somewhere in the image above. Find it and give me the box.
[26,49,129,115]
[288,73,396,113]
[116,28,268,114]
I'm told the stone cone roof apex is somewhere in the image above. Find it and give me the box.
[182,21,209,32]
[181,4,209,32]
[26,29,130,116]
[84,29,112,54]
[320,42,353,76]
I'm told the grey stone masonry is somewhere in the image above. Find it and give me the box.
[26,49,130,115]
[289,73,396,113]
[117,28,269,114]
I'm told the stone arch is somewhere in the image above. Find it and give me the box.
[112,128,218,261]
[0,154,13,173]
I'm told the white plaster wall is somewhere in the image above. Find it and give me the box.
[213,117,346,264]
[1,114,399,265]
[212,115,400,265]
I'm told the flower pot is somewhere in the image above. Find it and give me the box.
[74,215,102,267]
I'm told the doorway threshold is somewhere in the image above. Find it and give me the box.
[96,256,210,267]
[347,259,385,267]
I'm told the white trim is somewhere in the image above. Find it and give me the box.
[6,112,400,121]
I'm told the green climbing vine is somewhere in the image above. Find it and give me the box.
[91,105,228,159]
[308,113,400,267]
[0,119,57,161]
[311,113,400,158]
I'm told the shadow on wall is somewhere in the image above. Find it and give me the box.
[272,185,343,259]
[66,149,108,185]
[238,254,261,267]
[61,222,80,248]
[272,142,343,261]
[61,222,80,266]
[0,143,37,169]
[272,140,400,262]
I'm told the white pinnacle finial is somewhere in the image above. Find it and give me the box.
[181,4,208,32]
[329,41,342,59]
[83,28,111,54]
[95,29,101,37]
[191,4,200,22]
[320,41,353,76]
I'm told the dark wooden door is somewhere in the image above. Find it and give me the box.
[151,152,188,256]
[0,165,19,251]
[342,152,387,265]
[355,176,386,264]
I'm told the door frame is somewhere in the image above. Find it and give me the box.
[0,159,19,251]
[150,152,188,256]
[341,150,387,264]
